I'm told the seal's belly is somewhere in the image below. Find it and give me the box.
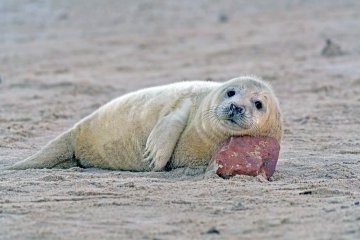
[73,100,158,171]
[75,120,151,171]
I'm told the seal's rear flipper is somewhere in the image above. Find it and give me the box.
[8,129,76,170]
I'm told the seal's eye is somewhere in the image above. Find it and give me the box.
[226,90,236,98]
[254,101,263,110]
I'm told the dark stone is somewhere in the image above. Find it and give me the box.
[299,191,313,195]
[206,226,220,235]
[321,38,344,57]
[218,13,229,23]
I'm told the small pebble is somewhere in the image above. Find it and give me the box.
[206,226,220,235]
[123,182,135,188]
[299,191,312,195]
[218,13,228,23]
[321,38,344,57]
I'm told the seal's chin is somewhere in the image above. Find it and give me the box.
[223,118,251,130]
[225,118,250,130]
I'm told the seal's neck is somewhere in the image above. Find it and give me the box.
[192,94,229,151]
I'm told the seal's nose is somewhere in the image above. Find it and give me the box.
[229,103,244,116]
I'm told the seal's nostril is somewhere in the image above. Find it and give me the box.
[238,106,244,114]
[229,104,244,115]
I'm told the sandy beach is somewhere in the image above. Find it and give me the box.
[0,0,359,239]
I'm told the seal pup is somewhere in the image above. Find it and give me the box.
[10,76,283,171]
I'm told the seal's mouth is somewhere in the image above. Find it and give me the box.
[227,119,238,124]
[224,117,251,130]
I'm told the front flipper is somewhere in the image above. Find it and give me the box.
[143,99,191,171]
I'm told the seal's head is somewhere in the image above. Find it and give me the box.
[204,76,283,142]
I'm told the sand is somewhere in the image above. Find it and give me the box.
[0,0,359,239]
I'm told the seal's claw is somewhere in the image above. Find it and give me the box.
[143,148,161,171]
[149,159,156,170]
[142,150,151,162]
[142,153,152,163]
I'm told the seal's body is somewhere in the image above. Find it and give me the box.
[10,76,283,171]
